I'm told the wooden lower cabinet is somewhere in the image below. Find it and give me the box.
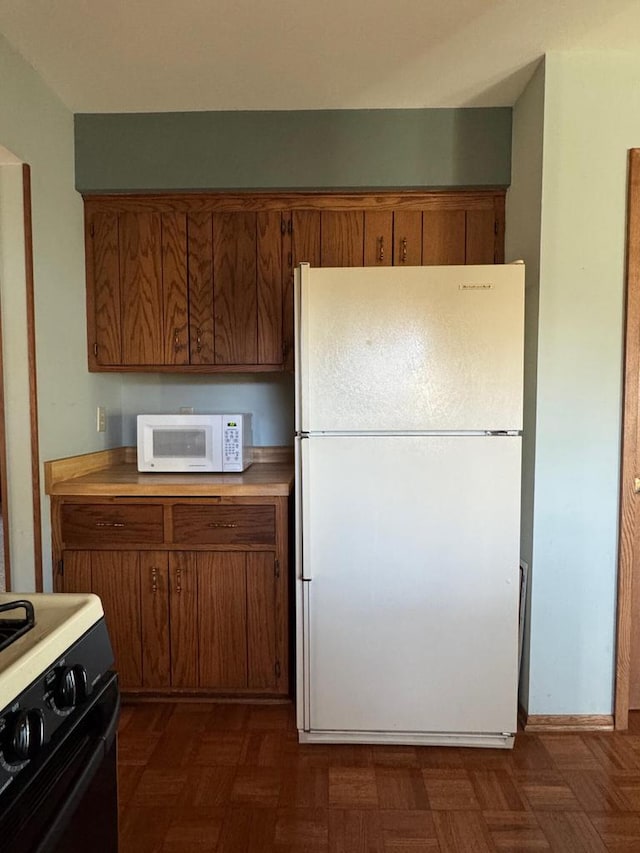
[62,548,282,695]
[171,550,278,691]
[54,495,289,698]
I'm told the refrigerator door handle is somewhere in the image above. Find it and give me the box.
[300,435,312,582]
[294,263,311,434]
[301,579,312,731]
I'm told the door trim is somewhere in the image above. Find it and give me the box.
[22,164,43,591]
[616,149,640,728]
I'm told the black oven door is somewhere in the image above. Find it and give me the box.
[0,671,120,853]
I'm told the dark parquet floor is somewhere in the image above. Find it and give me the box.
[117,702,640,852]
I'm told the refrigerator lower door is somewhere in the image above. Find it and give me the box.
[297,434,521,748]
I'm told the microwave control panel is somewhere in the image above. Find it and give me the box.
[223,421,242,468]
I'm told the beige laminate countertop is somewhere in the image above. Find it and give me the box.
[44,447,294,497]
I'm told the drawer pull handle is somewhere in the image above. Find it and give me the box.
[95,521,125,528]
[151,567,159,593]
[176,567,182,594]
[207,522,238,529]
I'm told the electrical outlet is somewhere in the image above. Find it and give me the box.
[179,406,194,415]
[96,406,106,432]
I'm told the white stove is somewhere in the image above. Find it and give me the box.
[0,593,118,852]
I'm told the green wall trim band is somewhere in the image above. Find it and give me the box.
[74,108,512,193]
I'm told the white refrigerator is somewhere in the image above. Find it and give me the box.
[294,262,525,749]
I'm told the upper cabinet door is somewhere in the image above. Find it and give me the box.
[422,210,466,266]
[393,211,422,265]
[162,213,189,365]
[187,212,214,364]
[364,211,393,267]
[321,211,364,267]
[88,212,122,366]
[466,209,497,264]
[283,210,321,370]
[120,212,164,364]
[88,210,188,368]
[257,211,284,365]
[213,212,258,365]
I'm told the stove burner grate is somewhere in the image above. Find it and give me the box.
[0,600,35,652]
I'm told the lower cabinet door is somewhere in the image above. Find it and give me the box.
[193,551,278,691]
[246,552,278,690]
[62,550,170,690]
[169,552,199,688]
[197,552,248,688]
[139,551,170,689]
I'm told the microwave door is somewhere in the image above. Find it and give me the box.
[138,419,223,471]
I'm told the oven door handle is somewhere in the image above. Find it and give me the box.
[35,689,121,853]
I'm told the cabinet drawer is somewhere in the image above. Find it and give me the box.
[172,505,276,545]
[61,504,164,545]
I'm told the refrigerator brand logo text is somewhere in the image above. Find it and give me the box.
[459,283,494,290]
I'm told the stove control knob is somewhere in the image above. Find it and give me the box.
[55,665,88,711]
[4,709,44,763]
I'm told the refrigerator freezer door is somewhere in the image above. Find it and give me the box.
[298,434,521,737]
[296,263,524,433]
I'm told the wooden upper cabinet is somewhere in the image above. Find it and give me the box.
[84,191,505,372]
[257,211,284,365]
[466,209,498,264]
[364,211,393,267]
[422,210,466,265]
[187,212,214,364]
[89,212,121,365]
[88,209,189,368]
[213,212,258,365]
[321,211,364,266]
[120,212,164,364]
[191,211,285,367]
[162,213,189,365]
[394,211,423,265]
[282,210,321,369]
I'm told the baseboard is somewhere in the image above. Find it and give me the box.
[518,705,614,732]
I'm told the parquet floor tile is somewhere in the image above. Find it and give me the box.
[117,703,640,852]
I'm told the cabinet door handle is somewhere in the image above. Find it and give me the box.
[401,237,408,263]
[207,522,238,528]
[378,236,384,262]
[196,328,202,353]
[151,567,159,594]
[174,328,180,352]
[175,567,182,594]
[95,521,125,528]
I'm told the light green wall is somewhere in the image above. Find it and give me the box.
[505,59,545,711]
[525,51,639,714]
[74,108,512,192]
[0,34,122,591]
[120,375,294,447]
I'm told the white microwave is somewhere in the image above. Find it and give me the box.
[136,414,253,472]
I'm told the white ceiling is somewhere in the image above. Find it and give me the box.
[1,0,640,113]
